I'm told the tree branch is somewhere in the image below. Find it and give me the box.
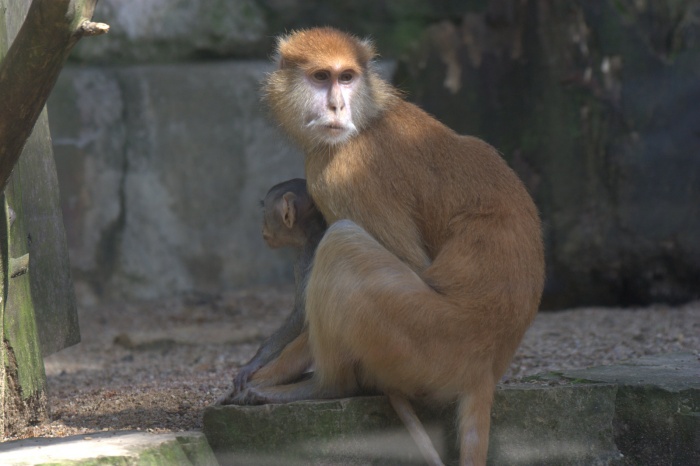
[0,0,109,190]
[79,20,110,37]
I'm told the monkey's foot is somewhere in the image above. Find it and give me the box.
[215,389,237,406]
[223,378,322,406]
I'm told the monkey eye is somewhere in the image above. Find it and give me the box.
[339,71,354,83]
[312,70,331,82]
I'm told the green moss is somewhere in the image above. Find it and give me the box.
[3,181,46,401]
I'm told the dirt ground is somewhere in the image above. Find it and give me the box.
[9,288,700,441]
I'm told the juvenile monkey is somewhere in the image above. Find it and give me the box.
[228,178,324,393]
[228,28,545,466]
[223,178,444,465]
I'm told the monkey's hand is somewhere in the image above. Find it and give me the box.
[218,374,318,406]
[215,363,262,405]
[217,366,283,405]
[216,385,268,406]
[216,387,246,406]
[232,361,262,393]
[233,386,269,405]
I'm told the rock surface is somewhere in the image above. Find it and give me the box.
[561,353,700,465]
[0,431,217,466]
[204,386,622,465]
[49,61,304,301]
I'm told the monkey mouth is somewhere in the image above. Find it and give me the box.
[306,118,349,134]
[306,119,357,144]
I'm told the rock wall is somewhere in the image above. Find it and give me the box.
[49,63,304,301]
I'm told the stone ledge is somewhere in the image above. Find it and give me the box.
[0,431,217,466]
[204,384,622,465]
[203,353,700,465]
[560,353,700,465]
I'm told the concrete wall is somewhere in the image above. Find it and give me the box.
[48,62,304,301]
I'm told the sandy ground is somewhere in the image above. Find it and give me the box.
[8,288,699,441]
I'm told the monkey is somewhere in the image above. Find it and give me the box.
[228,27,545,466]
[220,178,445,465]
[225,178,324,395]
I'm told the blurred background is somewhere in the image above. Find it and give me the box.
[47,0,700,311]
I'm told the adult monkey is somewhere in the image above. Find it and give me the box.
[237,27,545,466]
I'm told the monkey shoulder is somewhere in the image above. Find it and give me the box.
[381,99,501,160]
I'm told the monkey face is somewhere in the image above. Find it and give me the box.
[301,67,360,145]
[263,27,385,149]
[261,221,283,249]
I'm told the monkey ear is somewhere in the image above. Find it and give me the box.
[281,192,297,229]
[276,34,292,69]
[358,38,378,64]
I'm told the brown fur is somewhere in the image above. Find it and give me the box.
[256,28,544,466]
[249,331,312,387]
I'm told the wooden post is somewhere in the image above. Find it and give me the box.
[1,187,48,434]
[0,0,108,436]
[0,0,108,189]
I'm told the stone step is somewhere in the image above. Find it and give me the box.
[203,353,699,465]
[0,431,217,466]
[204,385,621,465]
[560,352,700,465]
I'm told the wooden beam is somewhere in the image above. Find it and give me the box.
[0,0,108,190]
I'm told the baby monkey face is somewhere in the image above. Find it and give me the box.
[261,211,290,249]
[261,189,306,250]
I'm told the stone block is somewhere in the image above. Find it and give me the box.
[204,397,450,465]
[48,61,304,301]
[491,384,620,465]
[0,431,218,466]
[561,353,700,465]
[203,384,622,465]
[674,412,700,465]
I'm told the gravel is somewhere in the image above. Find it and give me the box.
[10,288,699,441]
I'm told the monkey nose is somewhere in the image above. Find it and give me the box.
[329,103,343,113]
[328,90,345,112]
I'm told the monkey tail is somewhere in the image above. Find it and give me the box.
[388,394,444,466]
[457,385,494,466]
